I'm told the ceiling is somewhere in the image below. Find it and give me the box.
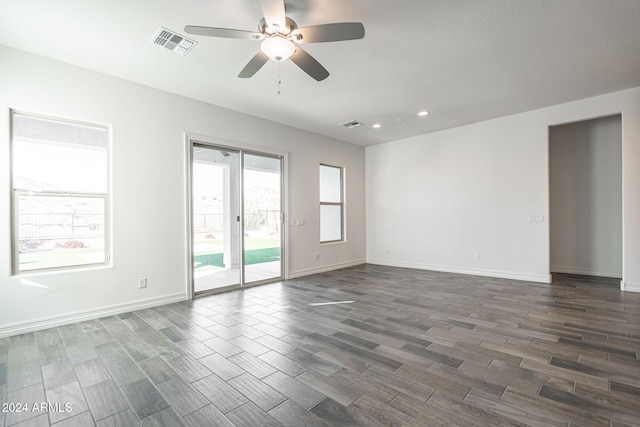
[1,0,640,146]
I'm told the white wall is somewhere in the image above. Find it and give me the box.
[366,87,640,291]
[549,115,622,277]
[0,45,366,336]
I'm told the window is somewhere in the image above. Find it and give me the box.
[11,112,110,273]
[319,164,344,243]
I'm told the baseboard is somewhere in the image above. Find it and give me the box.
[0,292,187,338]
[367,258,551,283]
[621,280,640,293]
[550,265,622,278]
[288,259,366,279]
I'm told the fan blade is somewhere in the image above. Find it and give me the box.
[289,47,329,81]
[238,51,269,78]
[260,0,287,30]
[292,22,365,43]
[184,25,261,40]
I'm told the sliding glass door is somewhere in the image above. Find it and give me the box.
[243,153,282,284]
[192,145,241,293]
[190,143,283,295]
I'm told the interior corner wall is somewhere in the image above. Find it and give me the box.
[549,115,622,278]
[366,87,640,290]
[0,45,366,336]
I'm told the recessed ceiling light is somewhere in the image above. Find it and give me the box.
[418,111,429,116]
[372,123,382,128]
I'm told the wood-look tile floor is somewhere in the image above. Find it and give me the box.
[1,264,639,426]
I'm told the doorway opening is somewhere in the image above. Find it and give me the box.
[189,141,284,296]
[548,114,622,284]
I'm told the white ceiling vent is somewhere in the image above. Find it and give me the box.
[341,120,364,129]
[150,27,197,55]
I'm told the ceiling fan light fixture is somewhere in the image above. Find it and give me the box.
[261,35,296,61]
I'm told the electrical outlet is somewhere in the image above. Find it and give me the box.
[474,253,480,262]
[138,277,147,289]
[315,253,320,261]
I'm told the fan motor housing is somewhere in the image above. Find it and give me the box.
[259,17,298,36]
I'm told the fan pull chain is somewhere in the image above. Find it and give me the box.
[277,62,282,95]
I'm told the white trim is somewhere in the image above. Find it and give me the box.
[186,133,288,158]
[621,280,640,293]
[288,259,366,279]
[550,265,622,278]
[0,292,186,338]
[367,258,551,283]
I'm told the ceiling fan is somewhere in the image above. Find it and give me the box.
[184,0,365,81]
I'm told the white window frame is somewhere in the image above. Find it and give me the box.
[319,163,345,243]
[10,110,111,274]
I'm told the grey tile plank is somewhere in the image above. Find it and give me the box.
[4,383,46,426]
[268,399,330,427]
[192,373,248,414]
[10,414,50,427]
[102,357,146,387]
[227,351,278,379]
[201,337,243,357]
[183,404,235,427]
[95,409,141,427]
[118,338,156,362]
[51,411,95,427]
[309,397,359,427]
[57,324,89,348]
[73,358,112,388]
[138,356,178,385]
[156,377,209,416]
[174,339,215,359]
[331,331,379,350]
[83,379,130,421]
[258,350,308,377]
[94,342,128,364]
[139,407,186,427]
[46,381,89,424]
[65,342,100,365]
[228,335,271,356]
[120,378,169,419]
[6,360,41,392]
[401,343,463,368]
[255,335,296,355]
[263,371,326,410]
[227,373,287,412]
[42,359,76,390]
[166,354,211,383]
[199,353,245,381]
[286,349,342,376]
[344,346,403,371]
[226,402,283,427]
[296,369,363,407]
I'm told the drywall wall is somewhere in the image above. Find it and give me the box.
[0,45,366,335]
[366,87,640,291]
[549,115,622,277]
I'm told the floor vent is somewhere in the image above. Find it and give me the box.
[150,27,197,55]
[341,120,364,129]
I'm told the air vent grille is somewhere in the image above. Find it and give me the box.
[341,120,364,129]
[150,27,197,55]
